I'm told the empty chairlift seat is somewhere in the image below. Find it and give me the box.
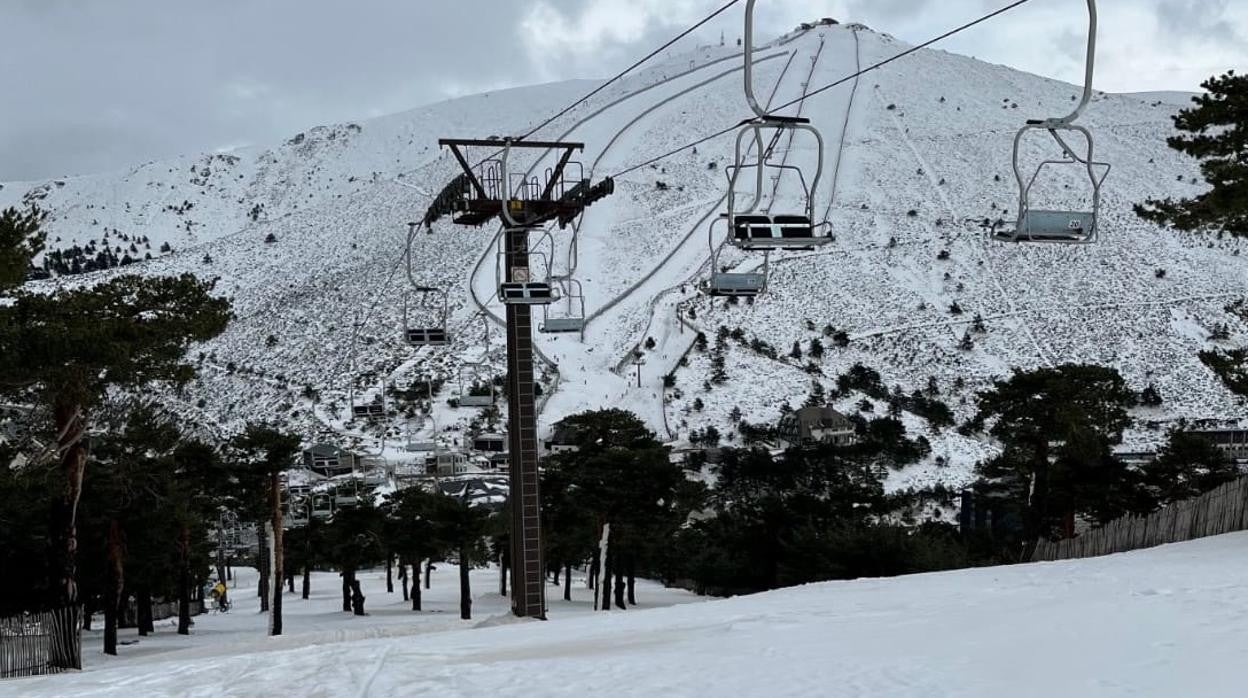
[406,327,450,346]
[499,282,557,305]
[731,214,825,249]
[352,403,386,418]
[1015,210,1096,242]
[540,317,585,334]
[708,272,766,297]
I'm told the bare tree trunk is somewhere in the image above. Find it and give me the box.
[386,553,394,594]
[179,526,193,634]
[498,548,508,597]
[82,597,93,631]
[601,549,613,611]
[51,401,86,670]
[563,562,572,602]
[104,519,124,656]
[627,557,637,606]
[301,565,310,600]
[614,569,626,610]
[459,546,472,620]
[411,566,422,611]
[424,559,433,589]
[597,524,610,611]
[269,473,283,637]
[350,576,366,616]
[136,587,154,636]
[552,563,560,587]
[257,521,269,612]
[341,573,351,612]
[399,560,409,601]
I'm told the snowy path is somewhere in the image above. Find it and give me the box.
[17,532,1248,696]
[19,564,699,684]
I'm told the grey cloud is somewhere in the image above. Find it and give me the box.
[1,0,1244,181]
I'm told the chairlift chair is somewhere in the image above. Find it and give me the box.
[403,286,452,347]
[351,401,387,419]
[717,0,832,253]
[540,277,587,335]
[706,215,769,297]
[284,493,310,528]
[497,230,561,306]
[310,493,334,520]
[458,373,497,408]
[333,483,360,508]
[992,0,1110,245]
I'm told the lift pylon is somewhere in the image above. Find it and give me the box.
[431,136,613,619]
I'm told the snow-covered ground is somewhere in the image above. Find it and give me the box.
[12,563,699,687]
[13,533,1248,696]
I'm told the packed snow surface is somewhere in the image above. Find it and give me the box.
[12,533,1248,696]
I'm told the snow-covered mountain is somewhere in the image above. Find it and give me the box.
[5,23,1246,491]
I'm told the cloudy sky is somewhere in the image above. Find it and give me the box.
[1,0,1243,181]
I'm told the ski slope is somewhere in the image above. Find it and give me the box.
[5,23,1247,491]
[13,532,1248,696]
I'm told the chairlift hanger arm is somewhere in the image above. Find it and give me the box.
[443,143,489,200]
[541,147,578,201]
[1033,0,1097,127]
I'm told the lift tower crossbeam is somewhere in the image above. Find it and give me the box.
[433,137,611,619]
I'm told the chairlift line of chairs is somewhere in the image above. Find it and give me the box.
[992,0,1110,244]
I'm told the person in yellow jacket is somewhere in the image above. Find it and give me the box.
[209,580,229,612]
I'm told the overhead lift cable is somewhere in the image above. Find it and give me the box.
[610,0,1036,179]
[517,0,746,141]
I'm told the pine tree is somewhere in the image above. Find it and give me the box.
[0,206,46,289]
[789,341,803,360]
[0,250,230,646]
[809,338,825,359]
[1140,384,1163,407]
[805,381,826,407]
[1136,71,1248,236]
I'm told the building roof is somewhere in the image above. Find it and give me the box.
[791,406,854,431]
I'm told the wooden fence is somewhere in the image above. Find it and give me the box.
[0,606,81,678]
[1032,477,1248,562]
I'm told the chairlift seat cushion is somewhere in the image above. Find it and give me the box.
[732,214,824,248]
[709,272,765,297]
[406,328,450,345]
[459,395,495,407]
[541,318,586,333]
[500,282,558,305]
[1020,210,1095,241]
